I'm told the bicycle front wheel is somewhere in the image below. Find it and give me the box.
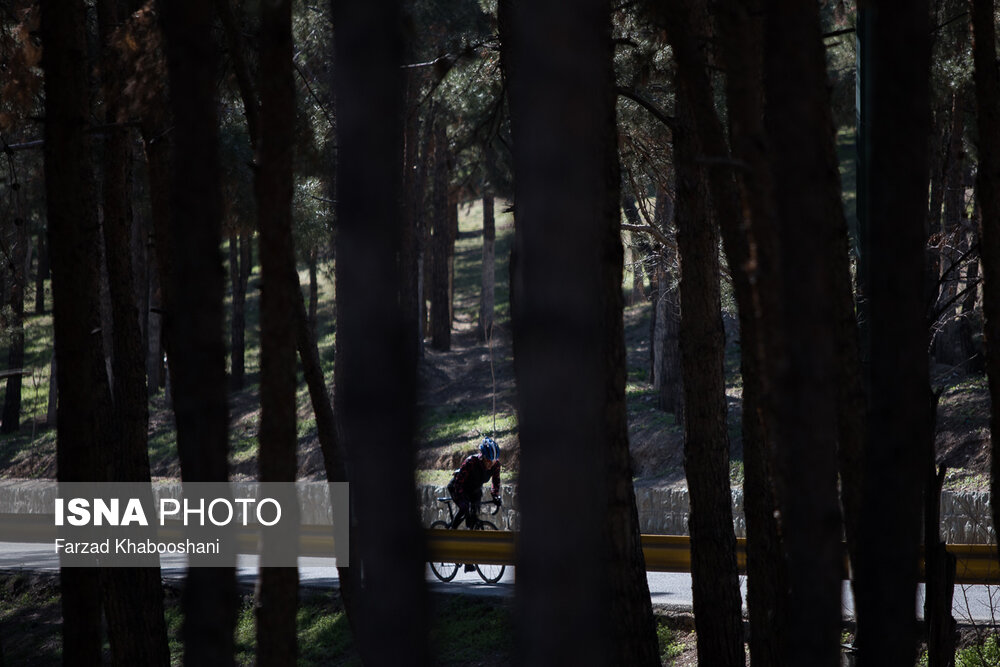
[428,521,459,582]
[474,520,506,584]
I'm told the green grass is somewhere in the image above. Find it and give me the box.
[420,407,516,446]
[657,622,685,665]
[0,574,526,666]
[429,595,512,665]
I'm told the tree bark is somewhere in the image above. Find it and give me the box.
[401,71,424,359]
[714,2,788,664]
[332,1,429,663]
[659,2,746,663]
[159,1,237,664]
[96,0,171,661]
[34,231,47,315]
[478,194,496,342]
[255,0,299,661]
[762,1,850,664]
[673,75,745,667]
[40,0,108,660]
[854,2,932,665]
[935,84,970,365]
[501,0,659,663]
[430,121,452,351]
[229,233,249,391]
[1,217,28,433]
[970,0,1000,581]
[308,248,319,338]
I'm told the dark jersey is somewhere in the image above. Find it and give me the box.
[449,453,501,499]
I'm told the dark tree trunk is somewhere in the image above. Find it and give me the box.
[714,2,787,664]
[762,1,849,664]
[230,233,248,391]
[40,0,108,661]
[1,218,27,433]
[147,239,163,395]
[654,258,683,418]
[308,248,319,337]
[255,0,299,661]
[46,354,57,427]
[854,1,932,665]
[332,1,429,664]
[159,2,238,664]
[401,72,424,359]
[447,191,458,325]
[936,84,970,365]
[924,437,957,667]
[659,1,746,663]
[620,192,648,306]
[96,0,170,661]
[673,77,745,667]
[478,194,496,342]
[34,231,47,315]
[970,0,1000,582]
[501,0,659,663]
[430,121,452,351]
[928,105,947,311]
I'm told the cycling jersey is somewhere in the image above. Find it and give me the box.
[448,453,501,500]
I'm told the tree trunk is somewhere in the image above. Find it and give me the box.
[673,76,745,667]
[40,0,108,660]
[762,1,851,664]
[928,105,947,312]
[654,259,683,418]
[46,354,57,427]
[230,233,247,391]
[332,1,429,663]
[478,194,496,342]
[430,121,452,351]
[970,0,1000,584]
[159,1,238,663]
[448,191,458,326]
[255,0,299,661]
[501,0,659,663]
[34,231,47,315]
[401,71,424,359]
[658,2,747,663]
[854,2,932,665]
[95,0,171,660]
[147,240,163,395]
[714,2,788,664]
[935,84,970,365]
[1,217,28,433]
[308,248,319,338]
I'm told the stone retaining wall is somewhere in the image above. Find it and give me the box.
[418,485,995,544]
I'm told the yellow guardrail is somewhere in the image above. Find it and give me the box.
[4,513,1000,584]
[426,530,1000,585]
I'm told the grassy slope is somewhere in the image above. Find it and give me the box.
[0,190,991,491]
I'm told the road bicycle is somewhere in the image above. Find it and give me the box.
[428,497,506,584]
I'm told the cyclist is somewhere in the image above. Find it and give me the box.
[448,436,502,533]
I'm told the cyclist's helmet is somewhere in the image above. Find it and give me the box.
[479,437,500,462]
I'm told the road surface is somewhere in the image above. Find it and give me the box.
[2,541,999,624]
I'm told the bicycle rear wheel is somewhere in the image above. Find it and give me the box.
[428,521,459,582]
[474,520,506,584]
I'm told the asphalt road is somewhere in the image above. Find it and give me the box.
[3,541,1000,624]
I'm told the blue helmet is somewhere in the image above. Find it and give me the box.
[479,437,499,462]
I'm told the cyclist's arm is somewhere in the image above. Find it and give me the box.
[490,464,501,497]
[452,457,473,497]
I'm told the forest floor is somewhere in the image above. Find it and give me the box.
[0,200,993,494]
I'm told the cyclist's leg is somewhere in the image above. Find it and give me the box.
[451,497,469,529]
[466,488,483,528]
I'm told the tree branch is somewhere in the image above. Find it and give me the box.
[616,86,676,131]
